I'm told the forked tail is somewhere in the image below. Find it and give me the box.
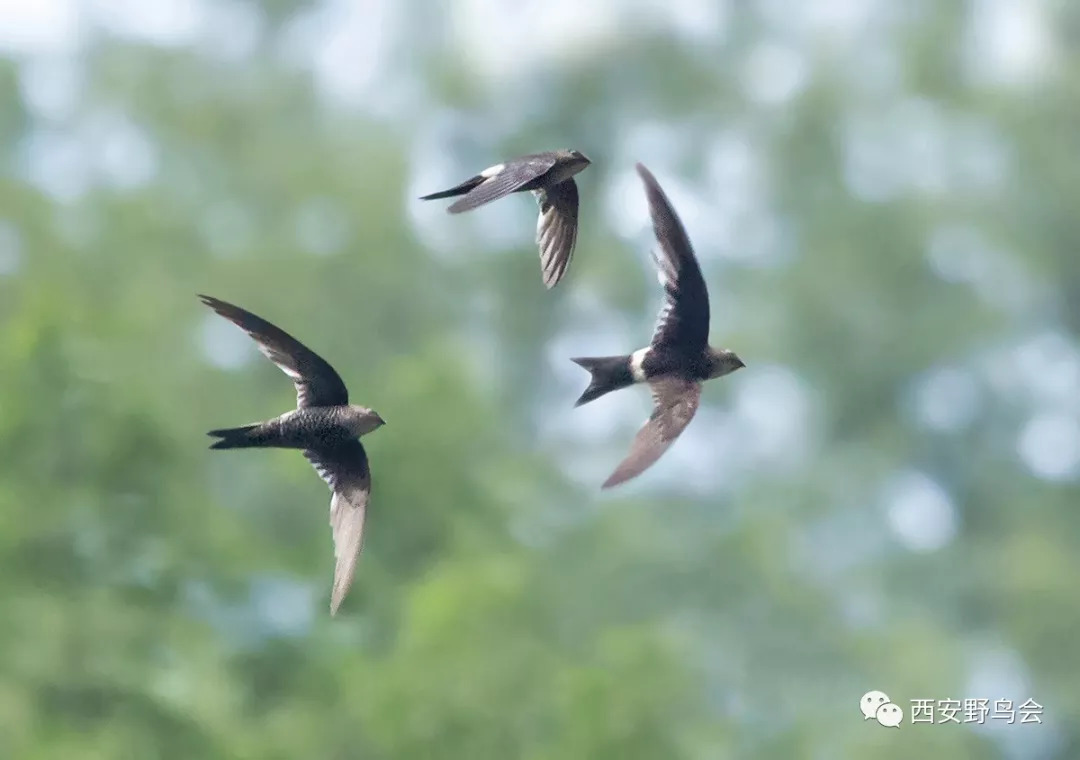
[207,423,265,450]
[418,175,484,201]
[570,355,634,407]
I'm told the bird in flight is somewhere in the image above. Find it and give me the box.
[200,294,386,616]
[419,149,591,289]
[571,163,745,489]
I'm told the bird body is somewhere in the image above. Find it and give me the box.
[571,164,744,489]
[572,346,739,409]
[420,149,591,288]
[200,294,385,616]
[208,405,383,450]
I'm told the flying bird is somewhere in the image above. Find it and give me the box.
[419,149,591,288]
[571,163,745,489]
[200,294,386,616]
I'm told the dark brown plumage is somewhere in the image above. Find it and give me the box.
[420,149,591,288]
[200,294,385,615]
[571,164,745,489]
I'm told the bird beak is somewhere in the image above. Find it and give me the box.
[735,357,746,369]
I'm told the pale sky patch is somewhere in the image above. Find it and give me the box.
[451,0,622,90]
[965,0,1056,88]
[87,0,206,47]
[0,0,83,56]
[883,470,959,552]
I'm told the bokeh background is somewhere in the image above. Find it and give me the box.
[2,0,1078,757]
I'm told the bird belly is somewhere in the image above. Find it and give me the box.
[639,349,681,380]
[641,348,706,383]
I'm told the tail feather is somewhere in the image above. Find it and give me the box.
[418,175,484,202]
[207,423,262,450]
[571,355,634,407]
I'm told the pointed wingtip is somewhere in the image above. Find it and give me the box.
[636,164,662,195]
[601,468,632,489]
[635,164,660,204]
[329,572,352,617]
[329,587,344,616]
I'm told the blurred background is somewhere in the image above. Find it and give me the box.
[1,0,1078,757]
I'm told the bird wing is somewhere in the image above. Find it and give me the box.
[199,295,348,409]
[446,154,560,213]
[635,164,711,353]
[304,440,371,616]
[534,178,580,288]
[602,377,701,489]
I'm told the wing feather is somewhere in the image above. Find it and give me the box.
[200,295,348,409]
[602,378,701,488]
[534,179,579,288]
[635,164,711,352]
[446,155,560,213]
[303,440,371,616]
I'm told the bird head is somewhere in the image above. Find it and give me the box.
[350,406,387,436]
[708,348,745,379]
[561,149,592,172]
